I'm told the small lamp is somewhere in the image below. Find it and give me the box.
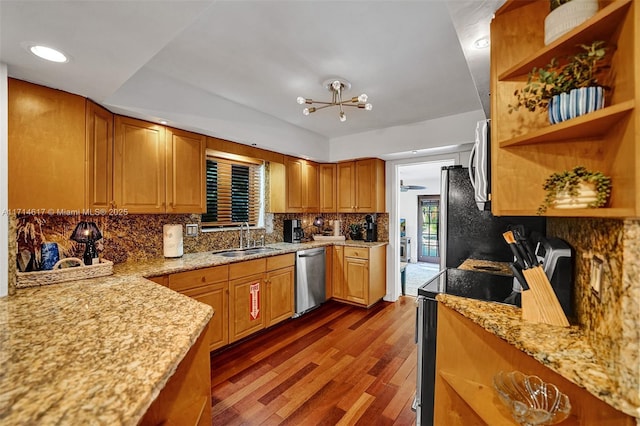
[71,221,103,266]
[313,216,324,233]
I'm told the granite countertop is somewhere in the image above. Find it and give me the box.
[2,240,385,424]
[1,270,213,424]
[437,294,640,418]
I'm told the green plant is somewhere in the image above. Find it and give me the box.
[348,223,363,240]
[509,41,608,114]
[538,166,611,214]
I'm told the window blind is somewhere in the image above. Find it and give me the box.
[202,156,262,227]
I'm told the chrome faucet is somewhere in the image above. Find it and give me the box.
[239,222,250,249]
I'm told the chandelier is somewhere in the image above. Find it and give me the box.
[297,78,372,122]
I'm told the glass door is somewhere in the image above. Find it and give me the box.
[418,195,439,263]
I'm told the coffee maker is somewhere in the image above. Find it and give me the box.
[364,214,377,242]
[284,219,304,243]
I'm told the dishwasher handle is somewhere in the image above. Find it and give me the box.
[298,250,324,258]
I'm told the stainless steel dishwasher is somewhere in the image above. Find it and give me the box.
[294,247,326,317]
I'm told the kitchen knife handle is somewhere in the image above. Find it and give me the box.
[503,231,526,269]
[509,263,529,291]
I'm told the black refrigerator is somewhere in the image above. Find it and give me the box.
[439,165,546,269]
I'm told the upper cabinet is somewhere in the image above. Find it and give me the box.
[86,101,114,210]
[113,117,206,214]
[8,79,86,210]
[165,127,206,213]
[282,156,319,213]
[337,158,386,213]
[491,0,638,217]
[113,116,167,213]
[319,163,337,213]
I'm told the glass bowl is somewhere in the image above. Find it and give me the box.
[493,371,571,426]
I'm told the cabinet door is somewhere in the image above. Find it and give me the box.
[166,127,206,213]
[265,266,294,327]
[355,158,385,212]
[113,116,166,213]
[285,156,304,212]
[319,163,337,213]
[331,246,345,299]
[344,256,369,305]
[86,100,114,210]
[8,79,86,210]
[303,160,320,212]
[182,281,229,352]
[229,273,265,343]
[337,161,356,212]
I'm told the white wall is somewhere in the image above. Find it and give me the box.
[329,109,484,162]
[1,63,8,297]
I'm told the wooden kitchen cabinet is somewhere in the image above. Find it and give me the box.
[165,127,206,213]
[335,245,386,307]
[337,158,385,213]
[264,254,295,327]
[284,156,319,212]
[8,79,86,210]
[168,265,229,352]
[86,100,114,211]
[433,304,634,425]
[113,116,166,213]
[330,245,345,300]
[229,258,266,343]
[490,0,639,217]
[319,163,337,212]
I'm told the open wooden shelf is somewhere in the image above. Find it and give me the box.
[497,207,637,219]
[498,0,632,80]
[499,101,634,148]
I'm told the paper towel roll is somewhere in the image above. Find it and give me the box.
[163,224,184,258]
[333,220,341,236]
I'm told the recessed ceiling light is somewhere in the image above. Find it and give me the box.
[473,37,490,49]
[412,150,418,154]
[160,120,168,125]
[29,45,68,63]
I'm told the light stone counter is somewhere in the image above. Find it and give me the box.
[1,240,384,424]
[437,294,640,419]
[1,272,212,424]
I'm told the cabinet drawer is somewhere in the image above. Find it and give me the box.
[266,253,295,271]
[229,258,266,280]
[169,265,229,292]
[344,247,369,260]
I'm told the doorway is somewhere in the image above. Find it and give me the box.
[417,195,440,264]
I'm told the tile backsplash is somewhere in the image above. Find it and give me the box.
[547,217,640,406]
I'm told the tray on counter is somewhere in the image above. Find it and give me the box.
[16,258,114,288]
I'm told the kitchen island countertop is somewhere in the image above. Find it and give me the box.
[2,240,385,424]
[437,294,640,418]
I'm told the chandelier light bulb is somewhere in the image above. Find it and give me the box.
[358,94,368,103]
[297,96,306,105]
[365,103,373,111]
[303,108,310,116]
[339,111,347,122]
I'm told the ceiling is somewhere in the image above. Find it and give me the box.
[0,0,504,159]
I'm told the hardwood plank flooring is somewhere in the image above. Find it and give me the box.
[210,297,418,425]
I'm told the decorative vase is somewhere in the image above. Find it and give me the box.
[548,86,604,124]
[544,0,599,45]
[553,182,598,209]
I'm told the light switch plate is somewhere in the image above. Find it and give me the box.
[590,255,603,299]
[185,224,198,237]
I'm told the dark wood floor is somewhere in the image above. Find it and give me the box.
[210,297,418,425]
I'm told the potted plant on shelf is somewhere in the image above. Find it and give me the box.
[538,166,611,214]
[545,0,599,45]
[509,40,609,124]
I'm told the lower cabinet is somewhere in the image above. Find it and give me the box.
[167,265,229,352]
[265,255,295,327]
[434,304,634,425]
[333,245,386,307]
[229,271,266,343]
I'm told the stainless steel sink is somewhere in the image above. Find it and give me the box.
[215,247,280,257]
